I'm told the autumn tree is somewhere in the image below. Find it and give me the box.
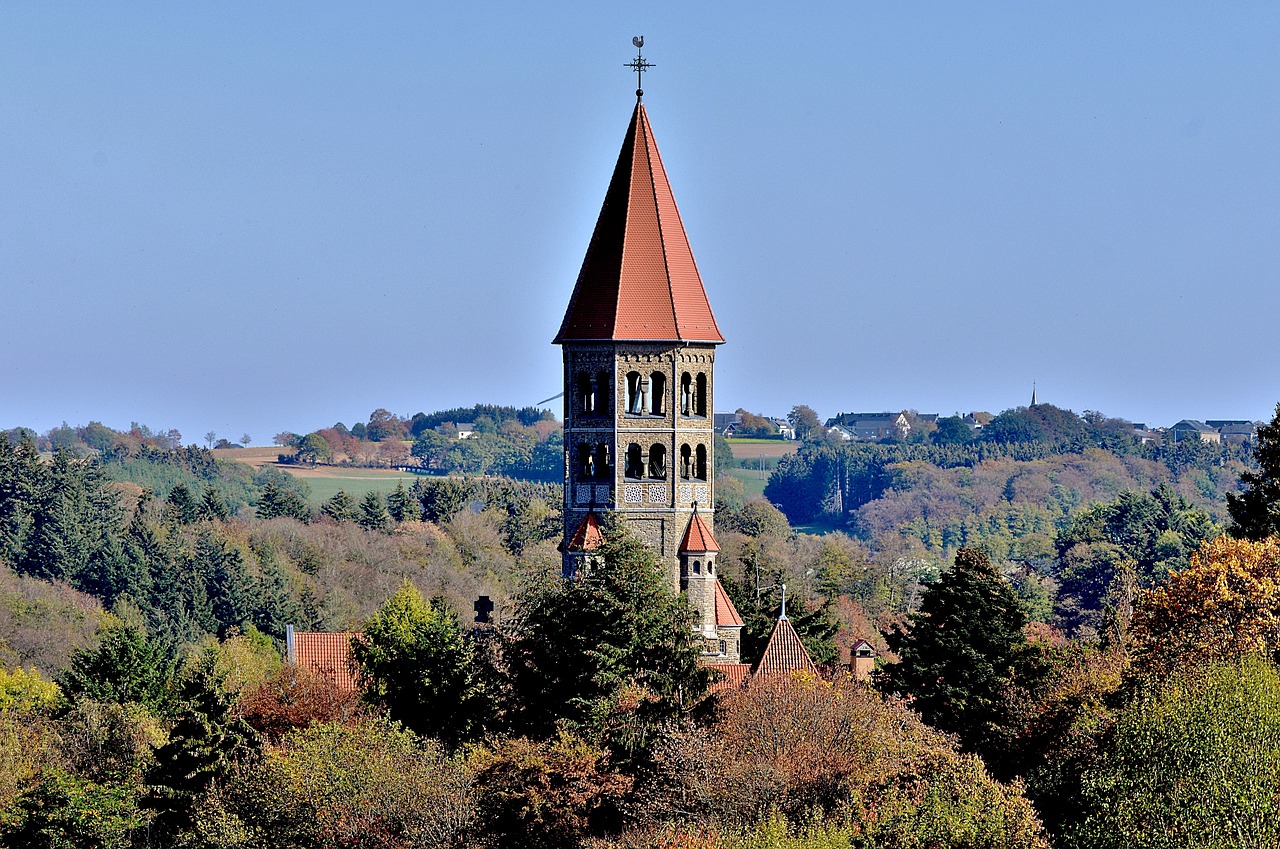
[1130,536,1280,680]
[1228,401,1280,540]
[878,547,1029,760]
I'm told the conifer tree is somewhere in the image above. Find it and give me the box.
[60,620,175,713]
[386,481,418,523]
[878,547,1028,760]
[357,490,390,530]
[197,485,229,522]
[321,490,357,523]
[144,651,258,840]
[255,479,310,521]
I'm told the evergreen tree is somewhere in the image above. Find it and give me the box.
[192,531,253,636]
[143,651,259,840]
[386,481,418,523]
[165,482,200,525]
[320,490,357,523]
[878,547,1029,761]
[352,582,489,748]
[505,526,710,744]
[357,490,390,530]
[197,485,229,522]
[60,620,175,713]
[1229,402,1280,540]
[255,479,311,521]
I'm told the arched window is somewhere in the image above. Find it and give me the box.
[577,442,595,479]
[649,372,666,415]
[626,372,644,415]
[680,373,692,416]
[595,443,610,478]
[695,373,708,417]
[576,373,594,415]
[648,444,667,479]
[708,560,714,574]
[693,560,701,574]
[695,444,708,480]
[680,444,692,479]
[625,444,644,479]
[596,370,611,412]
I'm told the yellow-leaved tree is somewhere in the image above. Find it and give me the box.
[1132,536,1280,678]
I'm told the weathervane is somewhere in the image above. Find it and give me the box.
[625,36,654,100]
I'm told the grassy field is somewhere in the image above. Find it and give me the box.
[725,467,770,502]
[277,466,423,506]
[211,447,292,469]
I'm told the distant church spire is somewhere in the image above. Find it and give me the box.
[1031,382,1037,407]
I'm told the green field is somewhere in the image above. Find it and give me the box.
[725,467,770,502]
[273,466,425,506]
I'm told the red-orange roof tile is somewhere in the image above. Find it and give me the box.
[566,511,605,552]
[292,631,360,693]
[679,511,720,554]
[714,579,743,627]
[554,103,724,345]
[705,662,752,695]
[753,617,817,677]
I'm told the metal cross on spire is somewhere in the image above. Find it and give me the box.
[625,36,654,100]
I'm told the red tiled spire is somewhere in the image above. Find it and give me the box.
[753,617,817,677]
[554,103,724,344]
[679,510,720,554]
[566,511,604,552]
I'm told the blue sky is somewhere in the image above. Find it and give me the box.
[3,3,1278,443]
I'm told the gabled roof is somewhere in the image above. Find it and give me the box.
[679,510,720,553]
[714,579,743,627]
[753,617,817,677]
[566,511,604,552]
[554,103,724,345]
[290,631,360,693]
[1172,419,1217,433]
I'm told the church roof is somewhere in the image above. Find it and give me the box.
[679,510,720,553]
[753,617,817,677]
[554,102,724,345]
[566,511,604,552]
[714,579,743,627]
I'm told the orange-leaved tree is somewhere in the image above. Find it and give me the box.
[1132,536,1280,678]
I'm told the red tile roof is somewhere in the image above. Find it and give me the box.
[753,617,817,677]
[292,632,360,693]
[714,579,743,627]
[554,103,724,345]
[679,511,720,554]
[705,662,752,695]
[566,511,604,552]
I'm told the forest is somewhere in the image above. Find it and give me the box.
[2,403,1280,848]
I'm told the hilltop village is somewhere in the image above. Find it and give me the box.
[4,81,1280,849]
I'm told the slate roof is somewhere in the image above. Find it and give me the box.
[679,510,720,554]
[714,579,744,627]
[753,616,817,677]
[566,511,604,552]
[290,631,360,693]
[554,102,723,345]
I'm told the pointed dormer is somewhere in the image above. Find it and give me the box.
[554,103,724,345]
[563,510,604,578]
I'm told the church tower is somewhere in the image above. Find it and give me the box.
[556,87,742,664]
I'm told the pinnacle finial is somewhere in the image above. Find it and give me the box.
[625,36,654,101]
[780,583,788,620]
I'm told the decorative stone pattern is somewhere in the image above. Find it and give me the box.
[623,484,643,504]
[575,486,591,504]
[594,485,612,503]
[647,485,665,504]
[695,484,710,503]
[678,484,693,503]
